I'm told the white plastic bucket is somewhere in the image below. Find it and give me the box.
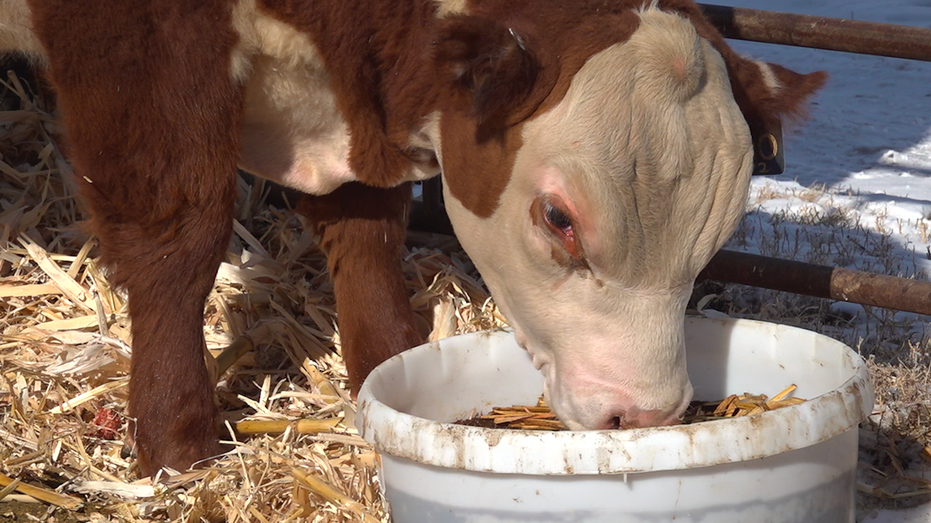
[357,317,874,523]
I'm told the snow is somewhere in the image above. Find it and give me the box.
[710,1,931,521]
[716,0,931,270]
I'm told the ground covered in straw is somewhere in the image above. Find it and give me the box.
[1,63,929,522]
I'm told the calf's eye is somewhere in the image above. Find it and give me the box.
[544,201,572,232]
[533,196,583,262]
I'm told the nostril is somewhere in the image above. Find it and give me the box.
[598,404,687,430]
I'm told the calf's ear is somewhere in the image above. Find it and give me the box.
[730,60,828,175]
[434,15,542,142]
[745,61,828,121]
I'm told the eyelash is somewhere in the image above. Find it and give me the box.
[544,201,572,232]
[538,197,582,260]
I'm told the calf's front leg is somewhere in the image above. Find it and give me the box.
[29,0,244,476]
[300,182,422,396]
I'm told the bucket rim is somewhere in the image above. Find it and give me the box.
[357,317,874,475]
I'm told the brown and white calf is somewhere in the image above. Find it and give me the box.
[0,0,825,475]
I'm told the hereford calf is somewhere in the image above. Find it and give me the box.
[0,0,825,475]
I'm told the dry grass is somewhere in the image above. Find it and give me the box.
[0,68,505,522]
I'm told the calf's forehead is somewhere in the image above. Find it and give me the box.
[512,8,753,286]
[531,10,704,168]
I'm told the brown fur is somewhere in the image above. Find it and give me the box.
[27,0,243,476]
[298,183,422,396]
[439,109,526,220]
[433,15,542,144]
[430,16,550,218]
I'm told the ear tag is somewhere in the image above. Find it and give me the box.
[752,120,784,175]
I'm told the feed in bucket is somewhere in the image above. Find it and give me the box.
[456,385,807,430]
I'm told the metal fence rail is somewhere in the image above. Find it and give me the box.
[699,251,931,316]
[699,4,931,62]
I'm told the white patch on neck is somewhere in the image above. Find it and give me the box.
[229,0,356,195]
[226,0,446,195]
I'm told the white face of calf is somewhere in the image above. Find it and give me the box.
[441,9,753,429]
